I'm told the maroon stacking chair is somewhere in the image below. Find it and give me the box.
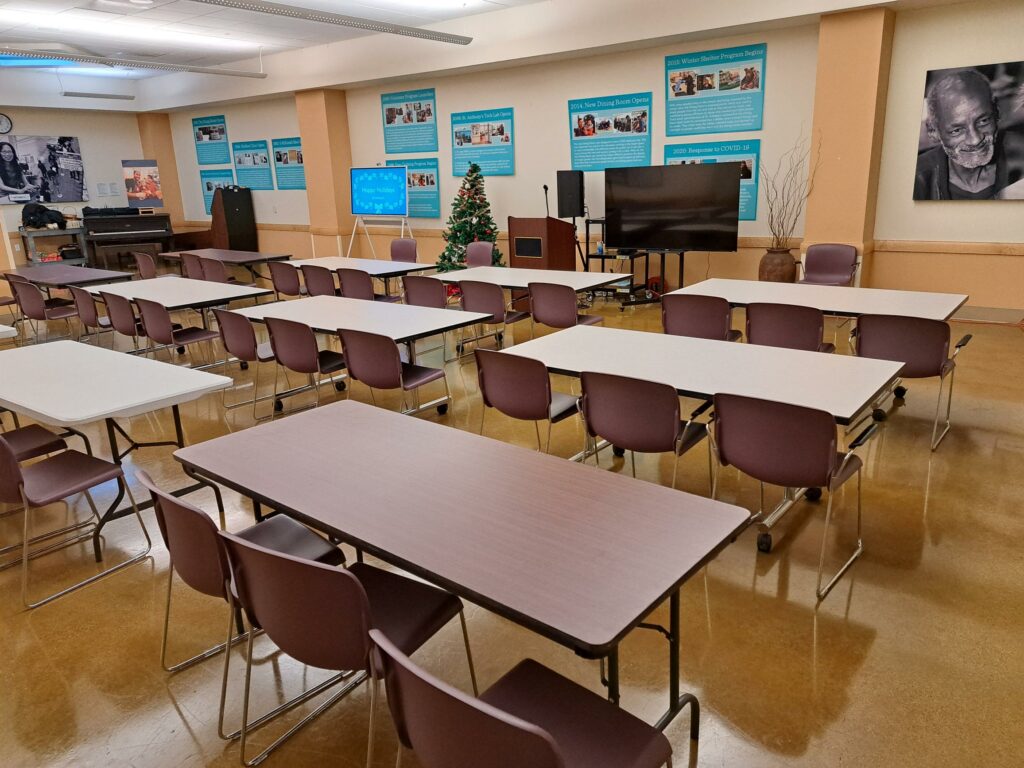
[0,433,151,608]
[265,316,346,414]
[5,272,71,307]
[458,279,530,353]
[338,328,450,415]
[181,252,206,281]
[218,531,475,767]
[800,244,858,286]
[269,261,305,299]
[133,251,159,279]
[200,256,249,286]
[580,371,710,491]
[99,290,146,350]
[69,285,112,345]
[136,297,220,366]
[0,415,67,465]
[300,263,340,297]
[212,308,276,419]
[0,285,16,324]
[528,282,601,333]
[855,314,971,450]
[465,241,494,267]
[338,267,400,303]
[390,238,418,263]
[712,392,876,599]
[746,302,835,353]
[9,279,77,344]
[403,275,447,309]
[661,294,742,342]
[475,349,578,452]
[370,627,672,768]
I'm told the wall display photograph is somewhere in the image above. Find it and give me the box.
[199,168,234,215]
[665,139,760,220]
[192,115,231,165]
[386,157,441,218]
[665,43,767,136]
[0,135,88,205]
[451,107,515,176]
[351,166,409,217]
[567,92,652,172]
[272,137,305,190]
[381,88,439,154]
[121,159,163,208]
[914,61,1024,200]
[232,140,273,190]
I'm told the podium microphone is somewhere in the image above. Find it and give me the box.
[543,184,550,217]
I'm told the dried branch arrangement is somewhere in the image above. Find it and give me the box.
[760,134,821,250]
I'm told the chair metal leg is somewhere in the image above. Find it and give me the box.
[366,676,379,768]
[671,452,680,490]
[545,419,553,454]
[534,421,543,452]
[931,369,955,451]
[479,404,486,436]
[630,450,637,478]
[815,470,864,601]
[459,610,479,695]
[395,745,403,768]
[162,566,245,673]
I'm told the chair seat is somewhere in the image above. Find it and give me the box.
[21,450,123,507]
[97,316,112,329]
[818,342,836,354]
[831,451,862,488]
[504,309,531,325]
[349,562,462,661]
[677,421,708,455]
[576,314,603,327]
[550,391,580,423]
[401,363,445,390]
[0,295,15,307]
[3,425,67,462]
[318,349,346,375]
[237,515,345,567]
[44,297,74,309]
[375,294,402,304]
[480,658,672,768]
[172,326,221,346]
[799,277,852,287]
[256,341,275,363]
[726,329,743,342]
[45,304,78,321]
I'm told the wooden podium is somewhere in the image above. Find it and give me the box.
[507,216,577,271]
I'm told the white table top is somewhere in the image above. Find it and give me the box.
[234,295,489,343]
[0,340,231,427]
[85,276,272,310]
[433,266,622,292]
[504,325,903,424]
[288,256,435,278]
[667,278,967,320]
[0,325,15,340]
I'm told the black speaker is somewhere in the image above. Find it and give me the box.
[556,170,584,218]
[221,186,258,251]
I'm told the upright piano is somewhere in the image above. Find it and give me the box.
[83,212,174,269]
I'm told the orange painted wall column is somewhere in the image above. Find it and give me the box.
[136,112,186,228]
[295,89,355,257]
[802,7,895,284]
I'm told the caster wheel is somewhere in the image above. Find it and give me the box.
[894,385,907,399]
[496,332,504,343]
[757,532,773,553]
[872,408,887,422]
[436,404,449,415]
[274,399,283,413]
[456,343,464,354]
[335,381,347,392]
[176,346,186,355]
[804,487,822,501]
[612,445,625,458]
[239,361,249,371]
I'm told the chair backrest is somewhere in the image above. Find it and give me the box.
[269,261,302,297]
[181,252,205,281]
[579,371,680,453]
[212,308,259,362]
[220,531,373,672]
[856,314,950,379]
[475,349,552,422]
[528,282,579,329]
[200,257,230,283]
[133,251,158,279]
[265,316,320,374]
[0,435,25,504]
[403,275,447,309]
[134,297,175,345]
[4,273,29,284]
[100,291,141,338]
[746,302,826,352]
[465,241,494,268]
[338,328,403,389]
[713,393,837,488]
[804,244,857,286]
[390,238,418,263]
[459,280,505,322]
[135,469,229,600]
[70,286,101,329]
[300,264,337,297]
[662,294,734,340]
[337,268,375,301]
[370,628,563,768]
[10,280,46,321]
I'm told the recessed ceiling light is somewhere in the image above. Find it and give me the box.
[129,0,155,5]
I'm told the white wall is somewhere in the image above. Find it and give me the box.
[875,0,1024,243]
[169,96,309,225]
[345,24,820,238]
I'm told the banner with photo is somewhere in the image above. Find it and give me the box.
[386,158,441,218]
[192,115,230,165]
[272,137,305,190]
[665,139,760,220]
[451,107,514,176]
[381,88,438,154]
[121,159,163,208]
[914,61,1024,200]
[0,136,88,205]
[665,43,766,136]
[232,140,273,191]
[200,168,234,215]
[567,92,652,172]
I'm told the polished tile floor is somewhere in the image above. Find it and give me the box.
[1,299,1022,767]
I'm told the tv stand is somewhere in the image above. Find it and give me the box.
[584,218,686,309]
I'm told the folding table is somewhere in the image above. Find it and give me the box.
[432,265,624,293]
[7,263,133,289]
[176,399,750,736]
[289,256,436,296]
[161,248,291,282]
[0,325,15,340]
[86,276,272,319]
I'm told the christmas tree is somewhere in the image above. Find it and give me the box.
[437,163,503,271]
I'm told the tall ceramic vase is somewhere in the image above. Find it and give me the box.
[758,248,797,282]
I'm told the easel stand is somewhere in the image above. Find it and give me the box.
[346,216,413,259]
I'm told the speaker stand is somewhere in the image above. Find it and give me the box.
[346,216,413,259]
[571,217,587,271]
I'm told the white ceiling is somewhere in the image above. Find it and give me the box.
[0,0,538,76]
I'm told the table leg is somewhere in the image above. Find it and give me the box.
[606,647,620,706]
[654,590,700,738]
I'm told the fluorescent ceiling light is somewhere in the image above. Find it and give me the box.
[61,90,136,99]
[189,0,473,45]
[0,45,268,77]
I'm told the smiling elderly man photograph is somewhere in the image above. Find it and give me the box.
[914,66,1024,200]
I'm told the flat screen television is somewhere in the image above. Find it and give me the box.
[604,163,740,252]
[350,166,408,217]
